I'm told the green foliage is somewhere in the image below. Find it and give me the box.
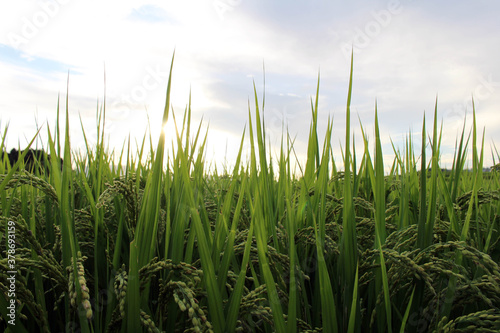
[2,57,500,333]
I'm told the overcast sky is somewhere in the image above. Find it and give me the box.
[1,0,499,172]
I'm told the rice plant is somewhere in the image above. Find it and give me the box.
[1,54,500,333]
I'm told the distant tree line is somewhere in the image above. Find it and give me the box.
[2,148,63,174]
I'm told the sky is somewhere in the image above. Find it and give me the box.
[1,0,500,173]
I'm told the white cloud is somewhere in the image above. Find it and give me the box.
[1,1,499,169]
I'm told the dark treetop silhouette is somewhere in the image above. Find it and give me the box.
[4,148,63,174]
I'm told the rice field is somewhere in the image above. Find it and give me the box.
[1,56,500,332]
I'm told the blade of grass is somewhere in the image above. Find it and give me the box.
[424,99,440,247]
[347,264,360,333]
[377,233,392,333]
[338,49,358,330]
[416,113,427,249]
[126,52,174,331]
[399,286,416,333]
